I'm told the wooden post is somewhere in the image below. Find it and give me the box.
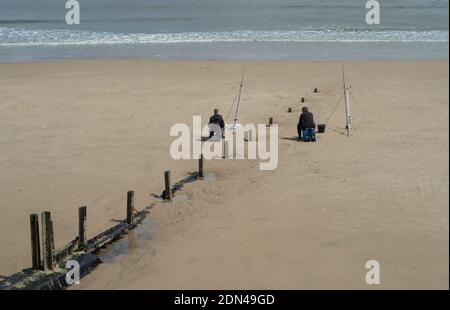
[164,171,172,201]
[41,211,55,271]
[223,140,229,159]
[29,214,41,270]
[198,154,204,179]
[127,191,134,224]
[248,129,253,141]
[78,206,87,249]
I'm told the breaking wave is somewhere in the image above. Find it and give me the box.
[1,27,448,46]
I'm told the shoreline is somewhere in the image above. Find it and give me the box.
[0,59,448,289]
[1,40,448,63]
[1,57,448,65]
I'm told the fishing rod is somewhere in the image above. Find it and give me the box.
[233,69,245,128]
[342,65,352,137]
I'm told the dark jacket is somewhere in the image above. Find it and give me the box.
[299,111,315,130]
[209,114,225,130]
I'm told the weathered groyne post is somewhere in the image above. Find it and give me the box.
[78,206,87,249]
[223,140,229,159]
[248,129,254,141]
[29,214,41,270]
[41,211,55,271]
[164,171,172,201]
[127,191,134,224]
[198,154,204,179]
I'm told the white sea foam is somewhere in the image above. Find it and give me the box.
[0,27,448,46]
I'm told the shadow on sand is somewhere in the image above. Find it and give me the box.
[282,136,302,142]
[151,172,199,200]
[325,125,348,136]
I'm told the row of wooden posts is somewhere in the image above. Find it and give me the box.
[26,106,287,271]
[286,88,319,113]
[29,121,291,271]
[23,91,318,281]
[29,211,58,271]
[28,155,207,272]
[27,101,300,271]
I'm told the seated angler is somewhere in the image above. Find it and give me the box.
[297,106,316,142]
[208,108,225,140]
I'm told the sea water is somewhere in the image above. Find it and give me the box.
[0,0,448,62]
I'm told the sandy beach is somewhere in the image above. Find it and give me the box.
[0,60,448,289]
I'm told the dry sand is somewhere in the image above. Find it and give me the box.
[0,60,448,289]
